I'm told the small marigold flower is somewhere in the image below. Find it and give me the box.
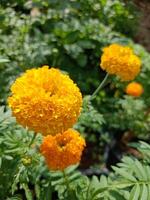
[126,82,144,97]
[100,44,141,81]
[40,129,86,170]
[8,66,82,135]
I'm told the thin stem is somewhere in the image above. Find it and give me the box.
[45,181,52,200]
[29,133,36,147]
[91,73,109,100]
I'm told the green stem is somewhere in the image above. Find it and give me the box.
[46,181,52,200]
[91,73,109,100]
[29,133,36,147]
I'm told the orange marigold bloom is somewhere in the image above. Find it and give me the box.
[40,129,86,170]
[8,66,82,135]
[126,82,144,97]
[100,44,141,81]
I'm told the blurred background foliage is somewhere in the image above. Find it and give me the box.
[0,0,138,99]
[1,0,150,198]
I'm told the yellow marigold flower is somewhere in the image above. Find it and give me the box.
[8,66,82,135]
[40,129,86,170]
[126,82,144,97]
[100,44,141,81]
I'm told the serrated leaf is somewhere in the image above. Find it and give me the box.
[91,176,100,188]
[129,184,140,200]
[91,186,108,198]
[112,166,137,182]
[65,164,79,175]
[147,184,150,198]
[68,172,81,182]
[99,175,108,187]
[134,160,147,181]
[0,58,9,63]
[110,190,126,200]
[140,184,148,200]
[21,183,33,200]
[4,155,13,160]
[51,177,65,186]
[35,183,40,200]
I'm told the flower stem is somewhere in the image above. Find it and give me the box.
[46,181,52,200]
[91,73,109,100]
[29,133,36,147]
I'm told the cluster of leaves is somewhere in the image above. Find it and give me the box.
[102,96,150,138]
[75,96,105,136]
[46,142,150,200]
[0,106,52,199]
[1,104,150,200]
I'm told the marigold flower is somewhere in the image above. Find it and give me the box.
[8,66,82,135]
[126,82,144,97]
[40,129,86,170]
[100,44,141,81]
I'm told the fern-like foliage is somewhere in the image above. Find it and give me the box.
[75,96,105,134]
[1,105,150,200]
[82,143,150,200]
[0,106,50,200]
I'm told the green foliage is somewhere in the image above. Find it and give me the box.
[42,141,150,200]
[1,0,149,139]
[75,96,105,136]
[0,106,51,199]
[104,96,150,138]
[132,43,150,105]
[1,1,150,199]
[1,105,150,200]
[69,142,150,200]
[90,143,150,200]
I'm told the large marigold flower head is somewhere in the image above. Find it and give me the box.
[126,82,144,97]
[40,129,86,170]
[8,66,82,135]
[100,44,141,81]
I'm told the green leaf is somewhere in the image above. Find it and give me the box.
[129,184,140,200]
[112,166,137,182]
[99,175,108,187]
[35,183,40,200]
[21,183,33,200]
[65,164,79,175]
[140,184,148,200]
[0,58,9,63]
[134,160,147,181]
[110,190,126,200]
